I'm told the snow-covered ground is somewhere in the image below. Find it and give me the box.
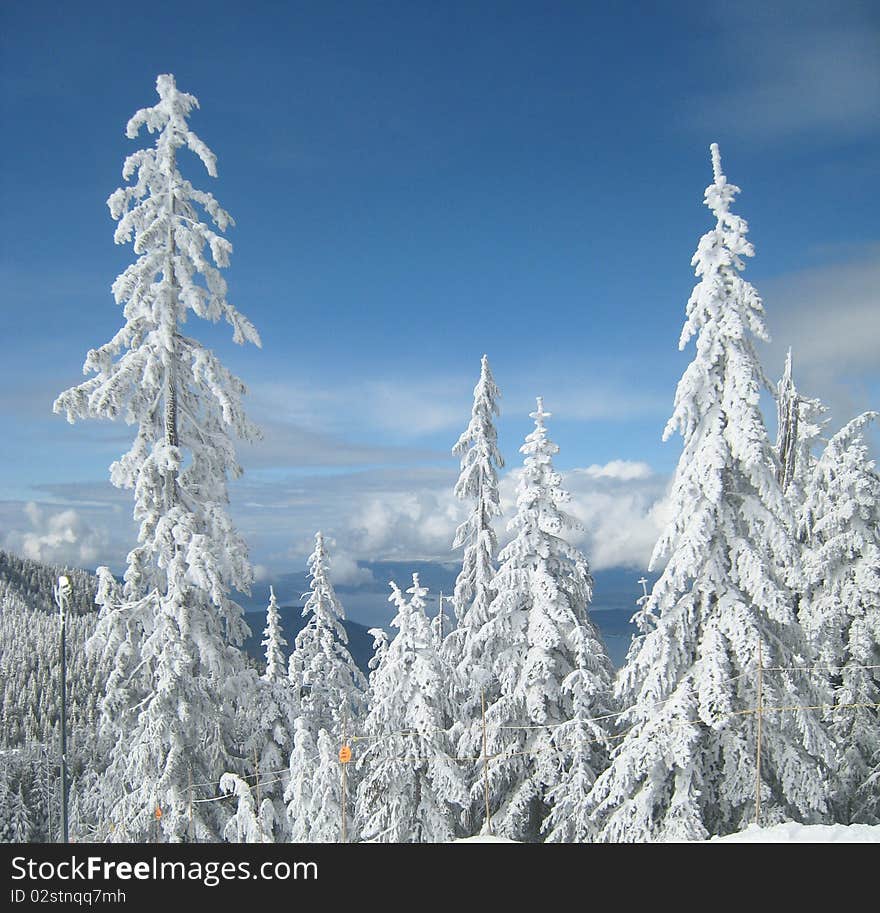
[710,822,880,843]
[454,835,520,843]
[455,823,880,843]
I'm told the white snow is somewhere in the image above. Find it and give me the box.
[453,823,880,843]
[710,822,880,843]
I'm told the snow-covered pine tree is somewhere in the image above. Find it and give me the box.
[443,354,504,833]
[446,354,504,678]
[355,575,467,842]
[237,587,296,834]
[474,399,614,842]
[588,144,833,842]
[285,717,317,841]
[9,786,32,843]
[220,773,277,843]
[310,729,350,842]
[799,412,880,824]
[262,586,287,683]
[53,74,261,841]
[289,533,366,741]
[285,716,352,842]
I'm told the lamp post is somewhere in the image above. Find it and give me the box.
[53,575,72,844]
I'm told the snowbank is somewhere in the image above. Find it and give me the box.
[711,822,880,843]
[454,835,520,843]
[454,822,880,843]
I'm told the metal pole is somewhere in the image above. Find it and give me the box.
[54,576,71,844]
[341,705,348,844]
[755,639,763,827]
[481,689,492,835]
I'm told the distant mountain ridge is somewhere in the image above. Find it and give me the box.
[243,605,376,677]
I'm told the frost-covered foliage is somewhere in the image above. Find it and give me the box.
[232,587,296,829]
[262,587,288,683]
[0,554,110,841]
[799,413,880,824]
[285,718,350,843]
[775,350,828,515]
[444,356,505,832]
[355,575,467,842]
[53,74,261,841]
[0,766,32,843]
[474,400,614,842]
[588,145,834,842]
[289,533,366,741]
[221,773,277,843]
[284,717,316,841]
[446,354,504,682]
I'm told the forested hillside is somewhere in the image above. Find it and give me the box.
[0,551,107,840]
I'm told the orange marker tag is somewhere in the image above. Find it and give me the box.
[338,745,352,764]
[155,805,163,820]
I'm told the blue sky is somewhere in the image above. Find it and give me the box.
[1,1,878,602]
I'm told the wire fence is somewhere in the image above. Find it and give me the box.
[68,658,880,842]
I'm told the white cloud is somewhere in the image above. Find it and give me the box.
[498,465,667,571]
[4,501,111,567]
[764,247,880,375]
[328,551,376,586]
[249,375,473,442]
[252,564,271,584]
[761,244,880,434]
[697,2,880,142]
[576,460,653,481]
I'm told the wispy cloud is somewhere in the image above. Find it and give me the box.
[2,501,113,567]
[8,457,668,579]
[762,243,880,429]
[696,1,880,142]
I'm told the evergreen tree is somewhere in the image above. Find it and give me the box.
[262,586,287,683]
[355,575,467,842]
[476,399,614,842]
[446,354,504,680]
[588,144,833,842]
[242,585,296,825]
[800,412,880,823]
[310,729,349,843]
[289,533,366,740]
[220,773,276,843]
[285,718,351,843]
[444,354,504,832]
[11,785,32,843]
[284,717,318,842]
[53,74,261,841]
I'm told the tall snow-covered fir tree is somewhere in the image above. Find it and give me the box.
[587,144,833,842]
[799,412,880,824]
[443,354,504,833]
[53,74,261,841]
[355,575,467,843]
[289,532,366,739]
[262,586,288,683]
[474,399,614,842]
[446,354,504,680]
[236,586,296,827]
